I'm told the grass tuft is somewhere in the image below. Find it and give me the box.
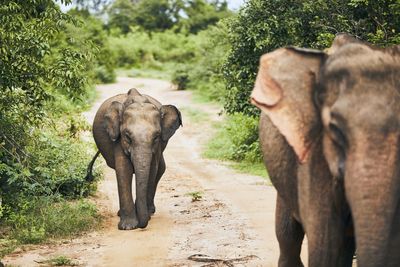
[2,198,101,248]
[42,255,78,266]
[186,192,203,202]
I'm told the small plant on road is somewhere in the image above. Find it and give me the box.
[186,191,203,202]
[44,255,78,266]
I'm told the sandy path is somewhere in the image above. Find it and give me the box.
[4,77,306,266]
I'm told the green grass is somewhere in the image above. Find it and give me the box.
[0,199,101,258]
[1,198,101,254]
[186,191,203,202]
[116,66,173,81]
[40,255,78,266]
[180,107,210,123]
[0,239,17,259]
[231,161,268,178]
[204,133,268,178]
[203,115,269,179]
[188,80,225,104]
[49,255,78,266]
[190,88,218,104]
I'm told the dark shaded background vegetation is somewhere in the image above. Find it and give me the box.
[1,0,399,254]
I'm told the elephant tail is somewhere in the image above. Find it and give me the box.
[85,150,101,182]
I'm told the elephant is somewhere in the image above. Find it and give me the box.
[251,34,400,267]
[88,88,182,230]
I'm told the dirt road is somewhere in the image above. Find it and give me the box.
[4,77,306,266]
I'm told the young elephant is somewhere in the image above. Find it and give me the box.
[251,34,400,267]
[90,88,182,230]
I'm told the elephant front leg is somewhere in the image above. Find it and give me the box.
[115,148,138,230]
[276,196,304,267]
[147,156,166,215]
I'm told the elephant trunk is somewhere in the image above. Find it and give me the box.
[345,135,400,266]
[132,150,152,229]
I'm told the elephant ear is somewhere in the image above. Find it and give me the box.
[160,105,182,141]
[251,47,326,163]
[104,101,124,142]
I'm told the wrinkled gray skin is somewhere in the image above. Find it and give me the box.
[251,34,400,267]
[93,88,182,230]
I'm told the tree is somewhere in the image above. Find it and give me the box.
[133,0,178,32]
[0,0,96,203]
[107,0,137,34]
[223,0,400,116]
[180,0,231,33]
[73,0,113,12]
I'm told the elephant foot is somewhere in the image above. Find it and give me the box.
[118,215,138,230]
[148,204,156,215]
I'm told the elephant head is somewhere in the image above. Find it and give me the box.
[251,34,400,266]
[104,89,182,228]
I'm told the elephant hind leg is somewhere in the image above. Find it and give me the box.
[276,196,304,267]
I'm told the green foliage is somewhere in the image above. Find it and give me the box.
[0,1,103,246]
[105,0,231,34]
[223,0,400,116]
[186,191,203,202]
[107,0,180,33]
[204,113,262,162]
[203,113,266,177]
[172,66,190,90]
[179,0,232,34]
[0,0,74,122]
[180,107,209,123]
[107,0,138,34]
[45,256,76,266]
[133,0,178,32]
[66,9,116,84]
[45,255,78,266]
[231,161,268,178]
[6,198,100,244]
[108,29,197,68]
[179,21,230,101]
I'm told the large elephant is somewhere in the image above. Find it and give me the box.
[90,88,182,230]
[251,34,400,267]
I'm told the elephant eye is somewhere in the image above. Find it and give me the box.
[125,133,132,144]
[153,134,160,142]
[329,123,347,149]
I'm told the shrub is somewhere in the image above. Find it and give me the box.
[204,113,262,163]
[0,1,104,247]
[172,65,190,90]
[94,65,116,84]
[168,21,230,101]
[6,197,100,244]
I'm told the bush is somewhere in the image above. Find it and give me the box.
[168,21,230,101]
[204,113,262,163]
[107,30,156,67]
[94,65,117,84]
[5,197,100,244]
[108,29,197,69]
[1,117,98,198]
[0,107,102,245]
[0,2,103,246]
[172,65,190,90]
